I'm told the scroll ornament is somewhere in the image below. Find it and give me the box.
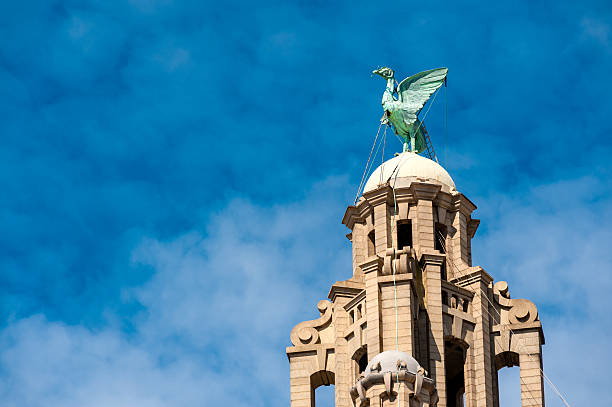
[290,300,333,346]
[493,281,539,325]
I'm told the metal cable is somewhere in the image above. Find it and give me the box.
[437,231,573,407]
[355,122,384,204]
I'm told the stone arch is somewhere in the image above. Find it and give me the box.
[444,338,469,407]
[310,370,335,407]
[495,351,521,407]
[351,345,368,381]
[495,350,519,370]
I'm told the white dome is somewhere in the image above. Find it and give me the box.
[363,152,455,194]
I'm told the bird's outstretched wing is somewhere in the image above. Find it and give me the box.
[398,67,448,116]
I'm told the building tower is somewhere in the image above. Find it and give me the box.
[287,152,545,407]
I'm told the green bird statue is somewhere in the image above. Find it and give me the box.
[372,67,448,153]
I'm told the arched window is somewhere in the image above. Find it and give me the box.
[495,351,520,407]
[310,371,335,407]
[352,346,368,381]
[367,230,376,256]
[445,340,467,407]
[314,384,335,407]
[397,220,412,249]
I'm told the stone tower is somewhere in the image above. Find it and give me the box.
[287,152,545,407]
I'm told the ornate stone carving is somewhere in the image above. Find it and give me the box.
[350,351,437,406]
[290,300,333,346]
[383,247,417,275]
[493,281,539,324]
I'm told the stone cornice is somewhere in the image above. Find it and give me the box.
[342,205,362,229]
[359,256,383,275]
[343,199,375,230]
[492,321,542,332]
[363,187,391,206]
[409,182,442,201]
[441,279,475,299]
[451,266,493,287]
[434,190,454,210]
[419,250,446,267]
[328,279,365,302]
[377,273,413,285]
[391,187,416,203]
[344,289,366,311]
[492,322,545,344]
[454,193,478,216]
[468,218,480,238]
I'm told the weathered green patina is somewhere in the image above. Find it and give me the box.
[373,67,448,153]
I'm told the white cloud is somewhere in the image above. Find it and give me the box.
[0,173,610,406]
[475,176,612,406]
[0,177,352,407]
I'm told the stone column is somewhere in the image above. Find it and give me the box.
[412,188,436,251]
[517,330,545,407]
[289,355,315,407]
[367,192,392,256]
[362,257,383,356]
[459,269,495,407]
[421,252,446,407]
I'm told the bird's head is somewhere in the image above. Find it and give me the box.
[372,67,394,80]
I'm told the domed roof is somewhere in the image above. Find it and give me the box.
[363,152,455,194]
[365,350,420,375]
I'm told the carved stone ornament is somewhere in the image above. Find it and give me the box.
[350,351,437,407]
[290,300,333,346]
[383,247,417,275]
[493,281,539,324]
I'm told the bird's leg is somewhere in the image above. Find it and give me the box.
[380,111,389,125]
[402,135,410,152]
[410,134,416,152]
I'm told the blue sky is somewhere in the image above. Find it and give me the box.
[0,0,611,405]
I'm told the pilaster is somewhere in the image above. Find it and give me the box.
[361,257,384,356]
[380,274,413,353]
[421,251,447,407]
[456,268,495,407]
[329,282,363,407]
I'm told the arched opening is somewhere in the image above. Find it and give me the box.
[495,351,520,407]
[310,371,335,407]
[444,340,466,407]
[435,222,448,279]
[367,230,376,256]
[352,346,368,381]
[397,220,412,249]
[314,384,335,407]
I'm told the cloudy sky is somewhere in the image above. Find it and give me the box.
[1,1,611,406]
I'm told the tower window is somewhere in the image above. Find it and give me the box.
[353,347,369,381]
[435,223,447,253]
[397,220,412,249]
[358,352,368,374]
[367,231,376,256]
